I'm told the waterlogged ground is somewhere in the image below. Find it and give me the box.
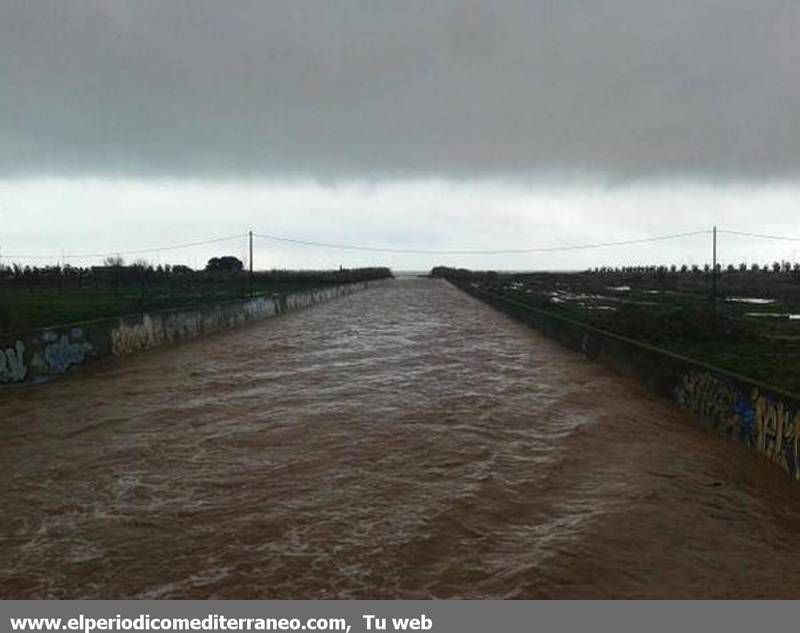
[466,271,800,393]
[2,278,800,598]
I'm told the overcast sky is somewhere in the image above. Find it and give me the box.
[2,1,799,270]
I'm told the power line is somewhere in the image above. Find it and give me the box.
[718,229,800,242]
[0,227,747,261]
[253,229,711,256]
[2,234,245,260]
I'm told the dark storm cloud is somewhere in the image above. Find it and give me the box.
[1,0,798,180]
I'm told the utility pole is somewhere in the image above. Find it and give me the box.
[712,225,718,319]
[249,230,254,298]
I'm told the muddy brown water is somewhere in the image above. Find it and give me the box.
[2,278,800,599]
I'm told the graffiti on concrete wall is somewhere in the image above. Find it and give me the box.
[1,281,372,386]
[111,305,248,357]
[0,340,27,383]
[244,297,278,320]
[751,389,800,478]
[43,330,93,374]
[677,371,800,479]
[676,372,740,432]
[111,315,166,356]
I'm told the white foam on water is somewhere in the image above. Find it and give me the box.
[727,297,776,305]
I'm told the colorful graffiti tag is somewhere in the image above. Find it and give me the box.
[676,371,800,479]
[43,332,93,374]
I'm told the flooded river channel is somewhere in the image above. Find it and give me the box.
[2,278,800,598]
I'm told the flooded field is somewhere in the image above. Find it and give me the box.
[2,278,800,599]
[447,269,800,393]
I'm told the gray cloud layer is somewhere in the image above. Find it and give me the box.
[2,0,798,181]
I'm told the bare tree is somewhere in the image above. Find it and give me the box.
[103,255,125,267]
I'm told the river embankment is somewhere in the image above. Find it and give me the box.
[0,281,381,387]
[451,278,800,482]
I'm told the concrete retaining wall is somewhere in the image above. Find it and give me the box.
[456,281,800,481]
[0,282,376,387]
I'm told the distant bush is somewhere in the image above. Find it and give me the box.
[206,256,244,272]
[430,266,475,279]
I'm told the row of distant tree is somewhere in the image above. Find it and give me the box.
[589,262,800,275]
[0,255,255,276]
[1,256,208,279]
[430,263,800,280]
[0,256,392,289]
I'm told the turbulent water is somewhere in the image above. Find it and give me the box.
[2,278,800,599]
